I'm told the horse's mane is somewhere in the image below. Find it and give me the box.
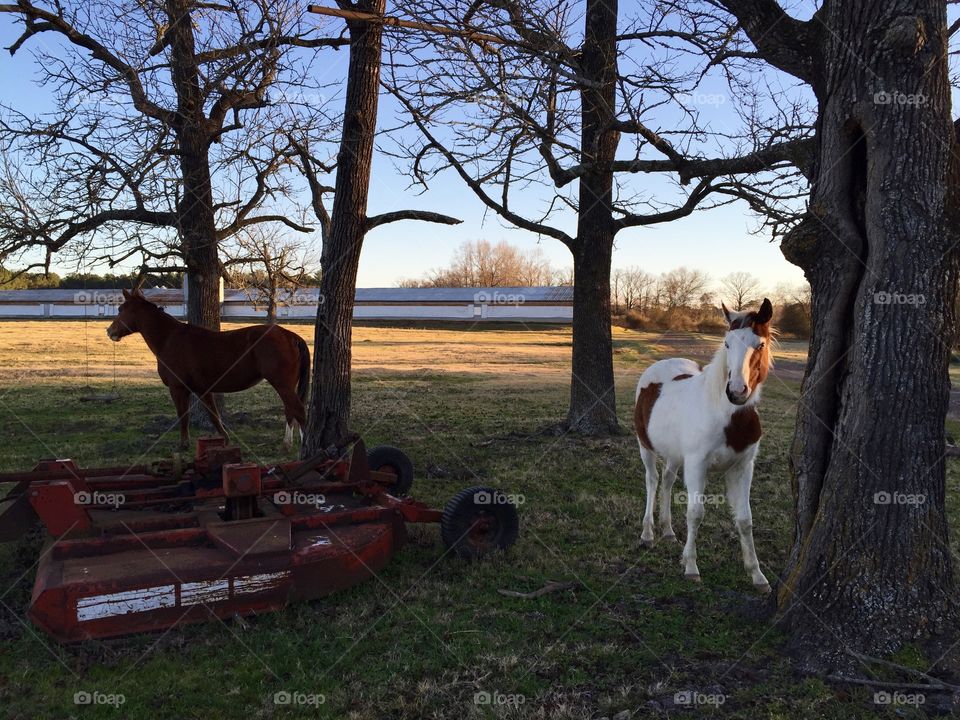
[703,345,730,409]
[128,293,165,313]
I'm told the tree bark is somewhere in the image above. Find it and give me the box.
[267,292,277,324]
[302,0,385,455]
[777,0,958,667]
[167,0,221,331]
[568,235,618,434]
[167,0,225,429]
[565,0,620,435]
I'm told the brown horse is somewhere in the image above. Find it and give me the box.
[106,288,310,449]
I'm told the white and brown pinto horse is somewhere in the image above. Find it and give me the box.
[634,299,774,593]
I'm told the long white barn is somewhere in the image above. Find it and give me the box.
[0,287,574,323]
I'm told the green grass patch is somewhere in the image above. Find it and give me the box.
[0,325,955,719]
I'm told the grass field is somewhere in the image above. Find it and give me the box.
[0,320,955,719]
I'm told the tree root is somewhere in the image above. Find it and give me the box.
[826,649,960,692]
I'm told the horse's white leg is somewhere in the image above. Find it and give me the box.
[639,445,659,547]
[725,452,769,593]
[681,458,707,581]
[660,461,680,543]
[283,421,293,449]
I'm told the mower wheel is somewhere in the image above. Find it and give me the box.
[366,445,414,496]
[441,486,519,560]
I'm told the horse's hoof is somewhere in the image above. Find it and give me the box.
[684,573,701,583]
[754,582,771,595]
[661,533,679,544]
[640,537,656,549]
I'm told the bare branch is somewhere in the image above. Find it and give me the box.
[716,0,824,90]
[614,178,716,230]
[614,136,817,184]
[0,2,174,123]
[387,83,573,246]
[366,210,462,230]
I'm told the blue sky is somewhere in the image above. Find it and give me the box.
[0,6,815,292]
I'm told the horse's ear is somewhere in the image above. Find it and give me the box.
[756,298,773,324]
[721,302,733,325]
[122,288,131,300]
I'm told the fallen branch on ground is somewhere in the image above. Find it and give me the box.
[826,649,960,693]
[498,580,580,599]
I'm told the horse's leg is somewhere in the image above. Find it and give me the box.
[170,384,191,450]
[200,392,228,439]
[639,445,659,548]
[659,461,680,543]
[681,458,707,581]
[725,452,770,593]
[268,381,304,450]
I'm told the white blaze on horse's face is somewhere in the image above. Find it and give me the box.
[723,328,765,405]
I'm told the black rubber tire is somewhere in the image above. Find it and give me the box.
[441,486,520,560]
[366,445,414,496]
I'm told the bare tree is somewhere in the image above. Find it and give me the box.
[771,280,811,316]
[659,267,710,312]
[0,0,346,329]
[612,266,656,313]
[720,271,763,311]
[719,0,959,668]
[225,227,319,323]
[404,239,558,286]
[387,0,813,434]
[296,1,462,453]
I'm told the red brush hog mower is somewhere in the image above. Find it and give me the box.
[0,435,519,642]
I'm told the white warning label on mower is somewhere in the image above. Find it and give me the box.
[76,572,289,621]
[232,571,289,596]
[181,579,230,606]
[77,585,177,621]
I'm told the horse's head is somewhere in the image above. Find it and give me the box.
[721,298,773,405]
[106,288,152,341]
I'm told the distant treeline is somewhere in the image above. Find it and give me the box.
[399,240,813,337]
[0,267,329,292]
[0,269,185,290]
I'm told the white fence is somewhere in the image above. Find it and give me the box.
[0,287,574,323]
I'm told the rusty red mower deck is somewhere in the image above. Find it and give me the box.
[0,436,519,642]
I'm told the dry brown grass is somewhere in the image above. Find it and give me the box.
[0,320,578,385]
[0,319,810,392]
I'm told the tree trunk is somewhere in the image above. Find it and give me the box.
[302,0,384,455]
[167,0,220,331]
[267,289,277,324]
[567,236,618,434]
[167,0,224,429]
[778,0,958,668]
[565,0,620,436]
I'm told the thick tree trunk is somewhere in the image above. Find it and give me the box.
[302,0,384,455]
[568,236,618,434]
[168,0,224,429]
[778,0,958,668]
[565,0,620,436]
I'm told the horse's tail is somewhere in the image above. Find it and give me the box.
[296,336,310,407]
